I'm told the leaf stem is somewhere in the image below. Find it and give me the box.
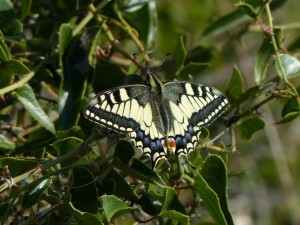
[264,2,299,100]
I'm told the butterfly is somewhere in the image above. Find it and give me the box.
[84,72,229,167]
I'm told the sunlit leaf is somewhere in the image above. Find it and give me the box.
[202,9,251,38]
[254,37,273,84]
[15,85,56,134]
[238,117,265,140]
[22,178,52,208]
[200,155,234,225]
[0,134,15,151]
[195,173,227,225]
[226,64,244,102]
[100,195,137,221]
[275,54,300,79]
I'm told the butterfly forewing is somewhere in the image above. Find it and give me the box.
[84,85,151,133]
[164,81,229,127]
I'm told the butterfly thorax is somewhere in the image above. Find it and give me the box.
[147,73,174,136]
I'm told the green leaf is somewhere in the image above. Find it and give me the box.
[0,59,30,88]
[59,32,90,129]
[27,38,53,52]
[276,96,300,124]
[125,1,158,46]
[202,9,251,38]
[59,23,73,63]
[14,85,56,134]
[103,169,140,202]
[19,0,32,21]
[70,167,99,214]
[22,178,52,208]
[66,199,103,225]
[254,37,274,84]
[0,157,39,177]
[276,112,300,124]
[177,62,209,80]
[52,137,83,167]
[282,96,300,117]
[113,158,167,188]
[114,140,135,165]
[194,174,227,225]
[159,210,189,224]
[238,117,265,140]
[0,31,10,61]
[236,2,257,19]
[200,155,234,225]
[0,134,15,151]
[161,188,186,215]
[174,35,186,72]
[118,0,148,12]
[226,65,244,102]
[138,195,162,215]
[100,195,137,222]
[1,59,30,74]
[275,54,300,79]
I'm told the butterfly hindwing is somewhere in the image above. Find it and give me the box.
[164,81,229,127]
[164,81,229,158]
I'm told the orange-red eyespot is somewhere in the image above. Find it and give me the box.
[161,138,176,148]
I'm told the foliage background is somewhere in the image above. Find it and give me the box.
[0,0,300,224]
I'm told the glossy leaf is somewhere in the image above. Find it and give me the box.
[0,157,39,176]
[177,62,209,80]
[138,195,162,215]
[1,59,30,74]
[100,195,137,222]
[276,96,300,124]
[0,31,10,61]
[19,0,32,20]
[195,173,227,225]
[159,210,189,224]
[236,2,257,19]
[66,199,103,225]
[58,32,90,129]
[103,169,140,202]
[70,167,98,214]
[0,59,30,88]
[113,158,167,188]
[22,178,52,208]
[125,0,158,46]
[200,155,234,225]
[226,65,244,102]
[238,117,265,140]
[254,37,273,84]
[174,35,186,72]
[202,9,251,38]
[275,54,300,79]
[0,134,15,151]
[15,84,56,134]
[161,188,186,215]
[59,23,73,63]
[118,0,147,12]
[52,137,83,167]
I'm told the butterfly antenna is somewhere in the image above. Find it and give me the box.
[132,53,150,74]
[159,53,171,67]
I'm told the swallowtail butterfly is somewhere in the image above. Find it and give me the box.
[84,72,229,167]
